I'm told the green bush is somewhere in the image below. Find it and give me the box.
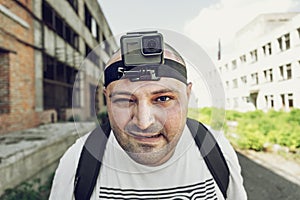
[189,107,300,152]
[0,174,53,200]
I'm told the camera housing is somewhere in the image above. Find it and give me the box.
[120,31,164,66]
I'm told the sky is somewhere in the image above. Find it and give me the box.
[99,0,300,59]
[98,0,300,108]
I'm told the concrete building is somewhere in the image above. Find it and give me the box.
[0,0,117,134]
[217,13,300,112]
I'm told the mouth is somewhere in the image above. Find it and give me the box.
[128,132,164,142]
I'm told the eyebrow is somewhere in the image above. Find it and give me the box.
[109,91,132,98]
[150,88,179,95]
[109,88,179,98]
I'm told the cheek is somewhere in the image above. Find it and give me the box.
[160,101,187,135]
[108,104,132,130]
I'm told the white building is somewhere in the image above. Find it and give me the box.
[218,13,300,112]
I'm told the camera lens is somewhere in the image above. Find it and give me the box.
[142,35,162,55]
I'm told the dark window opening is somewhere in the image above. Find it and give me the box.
[84,4,92,31]
[67,0,78,12]
[289,99,294,107]
[281,94,285,108]
[285,33,290,50]
[55,15,64,38]
[42,1,53,27]
[0,51,10,114]
[42,1,79,49]
[286,64,292,79]
[43,54,79,112]
[278,37,283,51]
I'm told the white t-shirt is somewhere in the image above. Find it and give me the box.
[49,125,247,200]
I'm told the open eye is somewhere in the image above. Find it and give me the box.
[155,96,172,102]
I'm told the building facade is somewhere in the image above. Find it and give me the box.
[0,0,117,134]
[218,13,300,112]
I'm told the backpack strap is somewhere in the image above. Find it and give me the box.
[186,118,229,199]
[74,121,111,200]
[74,118,229,199]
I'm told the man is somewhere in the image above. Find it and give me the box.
[50,31,247,199]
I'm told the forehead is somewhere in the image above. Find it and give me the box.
[106,78,185,95]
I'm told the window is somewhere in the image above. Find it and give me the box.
[279,63,292,80]
[242,96,250,103]
[277,37,283,51]
[250,50,257,62]
[281,94,285,108]
[286,64,292,79]
[42,1,79,49]
[284,33,290,50]
[42,1,53,27]
[43,54,79,110]
[0,51,10,114]
[224,64,228,71]
[288,93,293,108]
[240,54,246,63]
[102,34,111,55]
[263,68,273,82]
[84,4,92,31]
[67,0,78,12]
[91,18,99,40]
[265,95,274,108]
[218,66,222,73]
[85,4,99,40]
[251,73,259,85]
[225,81,230,89]
[262,43,272,56]
[278,33,290,51]
[85,43,92,57]
[281,93,294,109]
[55,15,64,38]
[232,79,238,88]
[241,76,247,85]
[232,60,237,70]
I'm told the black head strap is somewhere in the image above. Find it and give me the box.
[104,59,187,87]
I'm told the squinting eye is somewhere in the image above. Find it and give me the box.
[112,98,135,104]
[156,96,171,102]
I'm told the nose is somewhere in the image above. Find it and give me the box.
[132,101,155,130]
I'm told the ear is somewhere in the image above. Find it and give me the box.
[103,88,108,98]
[186,82,192,100]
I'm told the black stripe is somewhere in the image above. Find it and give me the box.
[99,180,216,199]
[100,178,214,193]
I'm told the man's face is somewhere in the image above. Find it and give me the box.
[105,77,192,166]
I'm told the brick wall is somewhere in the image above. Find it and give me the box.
[0,0,40,134]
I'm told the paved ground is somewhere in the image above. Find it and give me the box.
[238,152,300,200]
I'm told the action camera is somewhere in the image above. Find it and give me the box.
[120,31,164,66]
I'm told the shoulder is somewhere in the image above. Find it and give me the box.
[49,132,91,199]
[208,127,247,199]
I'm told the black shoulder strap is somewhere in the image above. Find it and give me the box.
[74,121,111,200]
[74,118,229,200]
[186,118,229,199]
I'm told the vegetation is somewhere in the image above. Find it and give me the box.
[0,174,54,200]
[188,107,300,152]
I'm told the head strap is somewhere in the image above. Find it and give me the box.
[104,59,187,87]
